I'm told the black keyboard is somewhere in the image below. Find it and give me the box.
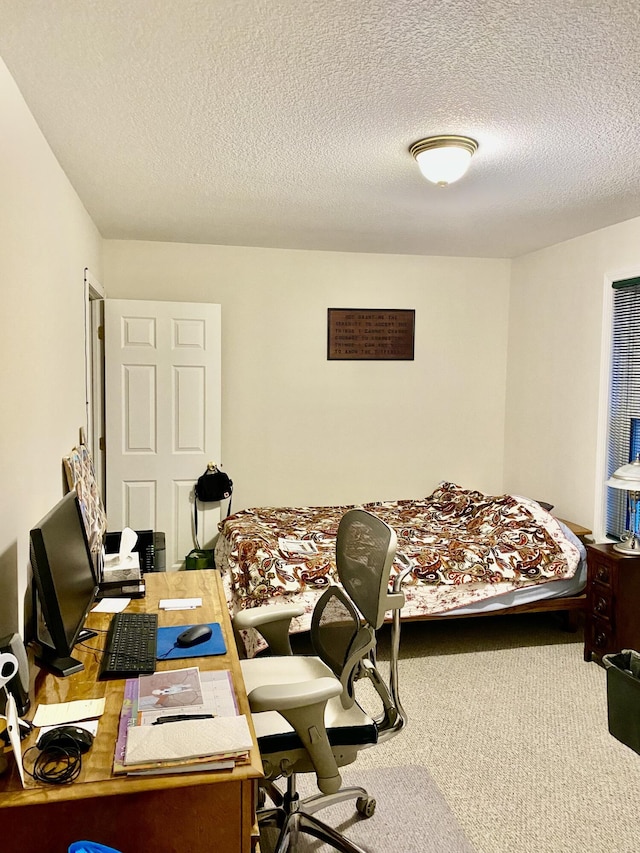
[99,612,158,679]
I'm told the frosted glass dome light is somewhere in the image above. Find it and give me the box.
[409,135,478,187]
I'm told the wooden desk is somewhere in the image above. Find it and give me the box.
[0,571,263,853]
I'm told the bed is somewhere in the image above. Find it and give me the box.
[214,482,588,656]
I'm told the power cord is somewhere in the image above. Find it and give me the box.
[23,735,83,785]
[157,643,179,659]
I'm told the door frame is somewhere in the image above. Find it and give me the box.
[84,268,106,499]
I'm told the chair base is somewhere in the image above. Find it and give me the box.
[259,776,374,853]
[266,809,368,853]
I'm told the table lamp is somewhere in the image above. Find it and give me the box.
[606,454,640,555]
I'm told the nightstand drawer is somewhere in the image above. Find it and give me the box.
[592,560,612,588]
[588,619,614,655]
[591,589,614,622]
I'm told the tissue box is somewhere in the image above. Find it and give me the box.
[103,551,140,573]
[104,529,155,573]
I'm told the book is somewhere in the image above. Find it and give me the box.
[112,677,139,774]
[127,759,235,776]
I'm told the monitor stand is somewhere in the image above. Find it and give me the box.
[35,645,84,677]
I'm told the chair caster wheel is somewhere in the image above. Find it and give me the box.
[356,796,376,817]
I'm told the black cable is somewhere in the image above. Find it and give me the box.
[157,643,178,659]
[23,738,83,785]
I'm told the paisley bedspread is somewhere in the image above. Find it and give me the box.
[215,482,581,653]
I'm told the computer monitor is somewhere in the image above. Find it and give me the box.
[29,490,99,676]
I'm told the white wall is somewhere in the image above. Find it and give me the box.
[0,58,102,637]
[505,216,640,534]
[5,35,637,637]
[104,241,511,512]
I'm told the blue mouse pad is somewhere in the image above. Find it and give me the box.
[156,622,226,660]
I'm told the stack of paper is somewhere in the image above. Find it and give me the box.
[124,715,253,767]
[113,667,252,776]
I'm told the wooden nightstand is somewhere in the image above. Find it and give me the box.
[584,543,640,663]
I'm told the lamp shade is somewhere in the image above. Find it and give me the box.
[409,135,478,187]
[606,457,640,490]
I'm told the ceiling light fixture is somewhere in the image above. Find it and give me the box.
[409,135,479,187]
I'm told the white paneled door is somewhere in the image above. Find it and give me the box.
[105,300,221,570]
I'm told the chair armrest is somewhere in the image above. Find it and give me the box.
[247,677,342,713]
[248,677,343,795]
[234,604,305,631]
[233,604,305,656]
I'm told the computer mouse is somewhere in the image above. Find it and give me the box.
[38,725,94,754]
[176,624,213,647]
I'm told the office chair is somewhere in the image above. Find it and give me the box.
[233,508,409,853]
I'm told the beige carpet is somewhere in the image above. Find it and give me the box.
[269,615,640,851]
[260,764,475,852]
[351,614,640,853]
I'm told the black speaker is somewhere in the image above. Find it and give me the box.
[0,633,30,717]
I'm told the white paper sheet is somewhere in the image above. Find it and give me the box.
[33,698,106,728]
[159,598,202,610]
[91,597,131,613]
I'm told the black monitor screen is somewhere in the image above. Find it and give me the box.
[30,490,98,676]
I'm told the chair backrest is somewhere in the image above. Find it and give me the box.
[310,509,403,709]
[310,585,375,706]
[335,508,399,628]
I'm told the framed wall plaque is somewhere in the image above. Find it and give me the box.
[327,308,415,361]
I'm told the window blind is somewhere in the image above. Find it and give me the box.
[607,278,640,538]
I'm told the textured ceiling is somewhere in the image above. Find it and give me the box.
[1,0,640,259]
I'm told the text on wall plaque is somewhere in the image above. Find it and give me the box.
[327,309,415,360]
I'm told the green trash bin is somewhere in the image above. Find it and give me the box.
[184,548,215,570]
[603,649,640,754]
